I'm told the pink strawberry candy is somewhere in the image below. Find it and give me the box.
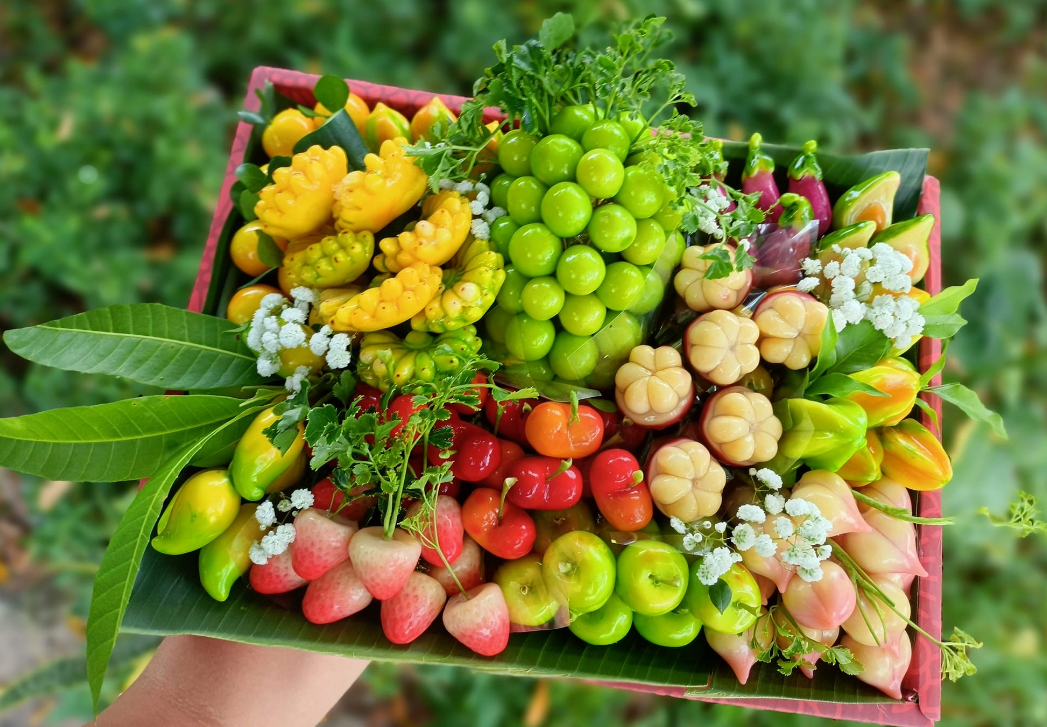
[250,550,309,594]
[291,508,358,580]
[442,583,510,656]
[380,572,447,644]
[406,495,464,567]
[428,535,484,596]
[301,560,373,624]
[348,526,422,600]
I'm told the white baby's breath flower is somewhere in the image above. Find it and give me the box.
[801,258,823,276]
[731,523,756,551]
[470,218,490,240]
[831,308,848,332]
[260,293,288,313]
[798,515,831,545]
[262,315,281,333]
[474,189,490,207]
[796,277,819,293]
[290,489,314,511]
[753,534,777,558]
[840,299,866,325]
[326,333,352,369]
[279,306,306,324]
[773,516,795,539]
[257,354,280,378]
[764,493,786,515]
[714,521,727,533]
[785,498,819,518]
[284,365,311,393]
[277,498,293,513]
[309,326,332,356]
[798,566,824,583]
[482,206,506,223]
[696,547,741,586]
[438,178,454,190]
[669,516,687,534]
[473,181,490,196]
[249,542,269,566]
[840,253,863,279]
[279,322,306,349]
[822,261,840,280]
[255,501,277,529]
[753,468,783,490]
[454,180,475,195]
[469,199,485,216]
[682,533,699,551]
[260,331,281,354]
[736,504,767,523]
[289,287,315,305]
[856,280,873,302]
[816,544,833,560]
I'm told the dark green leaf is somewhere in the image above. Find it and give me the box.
[804,373,889,399]
[0,395,246,482]
[919,337,949,388]
[808,312,839,380]
[255,231,284,269]
[292,109,368,170]
[234,163,268,193]
[313,74,350,114]
[237,110,267,126]
[539,12,575,50]
[826,321,893,375]
[926,382,1007,438]
[919,279,978,317]
[333,371,357,405]
[264,156,293,183]
[296,104,322,118]
[709,579,733,615]
[239,188,259,221]
[3,304,265,390]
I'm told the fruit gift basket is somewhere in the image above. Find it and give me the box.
[0,13,999,727]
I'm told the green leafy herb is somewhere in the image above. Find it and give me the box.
[924,382,1007,438]
[804,372,889,399]
[918,337,949,387]
[825,320,893,375]
[235,163,269,193]
[239,188,260,221]
[262,381,312,454]
[255,231,284,269]
[919,279,978,339]
[709,578,732,615]
[312,74,350,114]
[851,489,955,525]
[979,491,1047,538]
[753,606,863,678]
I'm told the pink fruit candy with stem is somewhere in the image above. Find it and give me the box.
[348,526,422,600]
[841,573,911,647]
[406,495,464,567]
[380,571,447,644]
[291,508,358,580]
[841,632,913,700]
[738,522,793,594]
[250,550,309,594]
[790,470,871,537]
[774,609,839,679]
[705,609,774,685]
[301,561,373,624]
[836,479,928,578]
[443,583,511,656]
[783,560,857,631]
[881,571,916,598]
[754,573,777,604]
[428,534,484,596]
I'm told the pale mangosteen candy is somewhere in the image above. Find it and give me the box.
[699,386,782,467]
[789,470,871,537]
[753,291,828,370]
[783,560,857,632]
[674,244,753,312]
[646,438,727,522]
[614,345,695,430]
[685,310,760,387]
[840,632,913,700]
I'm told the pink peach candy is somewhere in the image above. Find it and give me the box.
[840,632,913,700]
[705,609,775,685]
[790,470,871,537]
[783,560,857,632]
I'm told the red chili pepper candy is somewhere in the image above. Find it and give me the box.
[461,488,536,560]
[589,448,653,532]
[506,456,582,511]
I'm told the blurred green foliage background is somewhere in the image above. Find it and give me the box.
[1,1,1044,725]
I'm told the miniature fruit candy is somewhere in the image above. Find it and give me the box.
[685,310,760,387]
[262,108,316,157]
[787,141,832,235]
[333,138,427,234]
[646,439,727,522]
[381,571,447,643]
[226,284,285,325]
[683,561,761,635]
[461,487,536,560]
[836,428,884,485]
[348,526,422,600]
[775,397,868,472]
[290,508,358,580]
[410,96,457,143]
[614,345,694,430]
[329,262,442,332]
[364,102,411,151]
[674,244,753,312]
[230,407,305,501]
[840,573,910,647]
[230,221,287,277]
[524,402,604,459]
[740,133,781,219]
[753,291,828,370]
[615,540,689,617]
[588,449,653,532]
[507,456,582,511]
[872,214,935,284]
[412,235,506,332]
[699,386,782,467]
[879,419,952,491]
[841,633,912,700]
[428,534,485,596]
[406,495,464,567]
[249,550,308,595]
[198,504,266,602]
[836,479,928,577]
[313,93,370,137]
[532,501,597,556]
[633,606,701,647]
[789,470,870,537]
[494,554,560,627]
[427,419,502,482]
[541,530,617,615]
[376,190,471,273]
[255,145,348,239]
[443,583,511,656]
[301,561,373,625]
[151,469,240,555]
[568,592,633,646]
[783,560,857,632]
[705,609,775,685]
[844,357,920,428]
[280,230,373,289]
[356,326,482,391]
[753,193,816,288]
[832,171,901,232]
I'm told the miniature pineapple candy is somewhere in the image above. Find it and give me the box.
[753,291,829,370]
[699,386,782,467]
[684,309,760,387]
[673,244,753,312]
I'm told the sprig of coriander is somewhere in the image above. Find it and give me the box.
[979,490,1047,538]
[751,606,863,677]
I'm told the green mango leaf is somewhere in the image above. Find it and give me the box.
[239,188,259,221]
[919,337,949,388]
[312,74,350,115]
[921,313,967,340]
[825,321,893,375]
[3,304,266,390]
[0,636,159,712]
[804,373,889,399]
[913,397,941,433]
[709,579,732,615]
[87,405,266,710]
[539,12,575,50]
[0,395,247,482]
[234,163,268,193]
[807,312,839,381]
[255,231,284,269]
[925,382,1007,438]
[919,278,978,317]
[293,108,368,171]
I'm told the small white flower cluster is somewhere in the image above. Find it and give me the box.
[248,523,297,566]
[797,243,925,349]
[438,178,505,241]
[691,184,729,239]
[696,546,743,586]
[277,488,315,513]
